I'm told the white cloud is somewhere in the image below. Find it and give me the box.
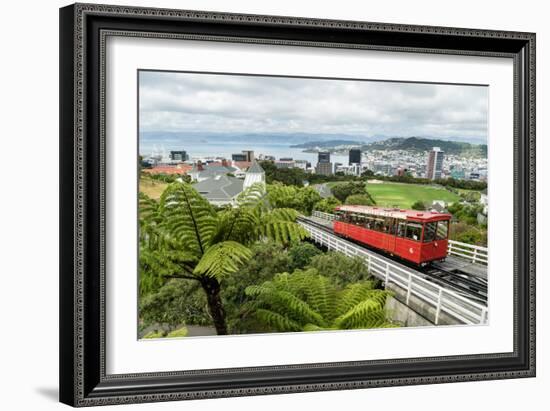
[139,71,488,141]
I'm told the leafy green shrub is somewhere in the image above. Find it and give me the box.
[307,252,372,286]
[450,222,487,246]
[139,279,211,328]
[411,200,426,210]
[288,242,322,270]
[313,197,341,213]
[266,183,321,215]
[331,181,369,202]
[448,202,484,225]
[221,242,294,333]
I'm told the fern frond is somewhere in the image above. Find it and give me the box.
[193,241,252,279]
[245,270,396,332]
[159,183,218,255]
[236,182,267,208]
[253,308,302,332]
[256,220,308,245]
[337,282,384,315]
[334,299,387,329]
[266,208,301,222]
[302,274,337,321]
[213,208,258,245]
[139,192,162,223]
[245,282,326,327]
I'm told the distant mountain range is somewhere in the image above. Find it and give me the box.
[141,131,486,147]
[140,132,487,159]
[292,136,487,158]
[140,131,377,146]
[290,139,364,148]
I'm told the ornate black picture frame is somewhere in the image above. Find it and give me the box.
[59,3,535,407]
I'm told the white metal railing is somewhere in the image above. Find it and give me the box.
[300,222,488,325]
[312,211,488,266]
[448,240,488,265]
[312,210,337,221]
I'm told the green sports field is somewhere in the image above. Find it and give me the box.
[364,182,461,209]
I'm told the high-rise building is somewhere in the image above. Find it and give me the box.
[242,150,255,162]
[349,149,361,165]
[426,147,444,180]
[170,150,188,161]
[318,151,331,163]
[316,151,332,175]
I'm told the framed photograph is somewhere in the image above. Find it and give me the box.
[59,3,535,407]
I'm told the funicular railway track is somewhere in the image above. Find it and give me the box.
[420,267,487,304]
[298,215,487,304]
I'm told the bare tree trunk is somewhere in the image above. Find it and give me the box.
[200,277,228,335]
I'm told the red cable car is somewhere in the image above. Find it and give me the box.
[333,205,451,266]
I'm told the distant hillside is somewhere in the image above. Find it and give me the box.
[363,137,487,157]
[140,131,377,146]
[290,140,364,148]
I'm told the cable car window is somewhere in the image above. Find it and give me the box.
[405,222,422,241]
[397,222,407,237]
[436,220,449,240]
[364,216,374,230]
[423,222,437,242]
[373,218,384,232]
[383,217,394,234]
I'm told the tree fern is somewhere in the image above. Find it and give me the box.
[139,181,310,334]
[244,269,396,332]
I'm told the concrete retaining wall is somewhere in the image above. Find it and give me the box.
[385,283,463,326]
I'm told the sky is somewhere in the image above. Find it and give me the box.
[139,70,488,142]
